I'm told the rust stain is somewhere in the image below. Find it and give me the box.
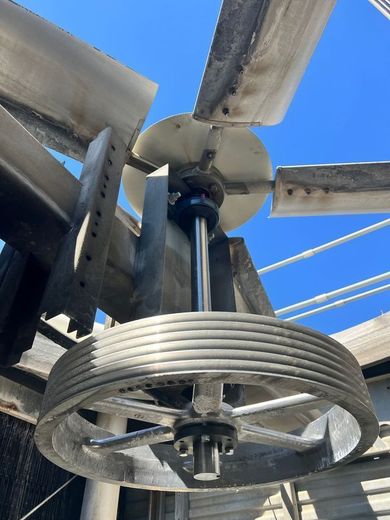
[0,399,18,412]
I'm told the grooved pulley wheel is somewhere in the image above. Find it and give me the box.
[35,312,378,491]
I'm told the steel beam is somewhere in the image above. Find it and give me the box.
[41,127,127,336]
[0,245,48,365]
[0,105,138,323]
[272,162,390,216]
[0,0,157,160]
[229,237,275,316]
[130,165,191,320]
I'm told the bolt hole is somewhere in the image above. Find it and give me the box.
[100,191,106,198]
[104,175,109,181]
[91,231,97,238]
[108,159,113,166]
[145,383,152,388]
[96,210,102,217]
[94,222,99,227]
[287,189,293,196]
[85,254,92,262]
[222,107,229,116]
[305,188,311,195]
[178,380,186,385]
[79,281,85,288]
[103,183,107,189]
[111,145,116,152]
[167,380,175,385]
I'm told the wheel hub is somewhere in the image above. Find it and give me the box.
[174,421,238,481]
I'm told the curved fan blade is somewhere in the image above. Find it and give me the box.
[272,162,390,216]
[0,0,157,160]
[193,0,335,127]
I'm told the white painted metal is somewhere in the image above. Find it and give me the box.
[257,219,390,275]
[122,113,272,232]
[369,0,390,19]
[80,413,127,520]
[276,272,390,316]
[286,283,390,322]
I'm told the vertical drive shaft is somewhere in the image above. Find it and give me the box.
[191,214,222,481]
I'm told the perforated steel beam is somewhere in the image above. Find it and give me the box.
[41,127,127,336]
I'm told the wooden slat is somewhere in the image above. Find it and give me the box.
[331,311,390,368]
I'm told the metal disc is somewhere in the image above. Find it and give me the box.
[122,113,272,232]
[35,312,378,491]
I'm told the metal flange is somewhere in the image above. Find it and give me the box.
[35,312,378,491]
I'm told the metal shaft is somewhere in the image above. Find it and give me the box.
[191,215,212,312]
[191,216,223,416]
[190,215,222,481]
[193,436,221,481]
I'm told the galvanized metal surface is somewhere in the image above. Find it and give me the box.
[42,127,127,336]
[185,452,390,520]
[131,164,191,320]
[0,104,139,323]
[35,312,377,491]
[177,378,390,519]
[229,238,275,317]
[193,0,335,127]
[122,113,272,232]
[0,0,157,160]
[272,162,390,216]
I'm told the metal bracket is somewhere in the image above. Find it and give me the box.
[229,237,275,317]
[0,245,48,366]
[131,164,191,320]
[41,127,127,337]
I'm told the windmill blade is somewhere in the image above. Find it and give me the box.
[0,0,157,160]
[271,162,390,217]
[193,0,335,127]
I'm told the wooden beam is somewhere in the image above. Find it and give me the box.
[331,311,390,368]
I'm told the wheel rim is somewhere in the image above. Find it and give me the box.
[35,312,378,491]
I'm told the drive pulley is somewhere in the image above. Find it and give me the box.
[35,187,378,491]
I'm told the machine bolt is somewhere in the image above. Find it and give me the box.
[179,447,189,458]
[168,192,182,205]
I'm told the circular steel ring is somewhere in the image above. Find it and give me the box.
[35,312,378,491]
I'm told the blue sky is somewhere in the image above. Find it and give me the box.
[18,0,390,334]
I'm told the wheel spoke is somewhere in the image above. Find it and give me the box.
[239,424,322,452]
[89,397,189,426]
[88,425,173,454]
[231,393,323,425]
